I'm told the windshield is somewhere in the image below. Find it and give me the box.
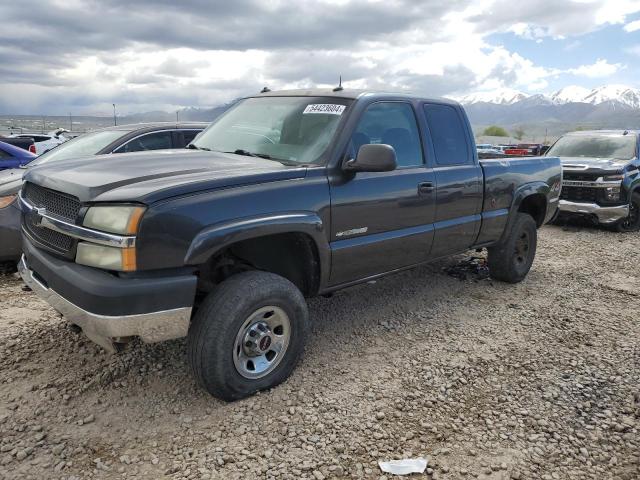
[547,134,637,160]
[191,96,352,164]
[31,130,126,165]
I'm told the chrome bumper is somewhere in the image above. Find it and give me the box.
[18,255,191,353]
[558,200,629,224]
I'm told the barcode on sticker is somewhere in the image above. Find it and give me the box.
[303,104,346,115]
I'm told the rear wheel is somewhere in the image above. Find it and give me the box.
[614,192,640,232]
[488,213,537,283]
[188,271,309,401]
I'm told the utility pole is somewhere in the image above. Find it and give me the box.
[69,113,72,132]
[42,116,46,133]
[113,104,117,126]
[176,111,179,122]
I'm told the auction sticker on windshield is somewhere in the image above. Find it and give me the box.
[303,104,346,115]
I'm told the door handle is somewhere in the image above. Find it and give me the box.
[418,182,434,194]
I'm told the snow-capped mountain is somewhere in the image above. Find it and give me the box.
[459,88,529,105]
[458,85,640,108]
[549,86,591,104]
[582,85,640,108]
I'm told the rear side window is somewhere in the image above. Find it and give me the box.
[0,148,11,159]
[350,102,423,167]
[115,131,173,153]
[423,104,471,166]
[181,130,201,145]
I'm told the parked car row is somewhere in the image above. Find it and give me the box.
[0,122,207,264]
[477,143,550,158]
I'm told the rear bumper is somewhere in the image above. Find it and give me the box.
[0,200,22,262]
[19,240,197,352]
[558,200,629,224]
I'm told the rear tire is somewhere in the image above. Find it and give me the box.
[488,213,537,283]
[188,271,309,401]
[614,192,640,232]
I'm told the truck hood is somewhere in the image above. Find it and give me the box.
[23,149,308,203]
[558,156,631,173]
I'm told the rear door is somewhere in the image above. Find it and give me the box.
[329,101,436,285]
[422,103,483,257]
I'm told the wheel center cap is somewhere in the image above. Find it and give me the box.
[243,321,274,356]
[259,336,272,351]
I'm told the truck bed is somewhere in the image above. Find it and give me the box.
[475,156,562,244]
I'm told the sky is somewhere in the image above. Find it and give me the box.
[1,0,639,115]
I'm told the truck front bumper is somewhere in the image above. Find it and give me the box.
[558,200,629,224]
[19,241,197,353]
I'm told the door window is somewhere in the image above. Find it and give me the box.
[349,102,423,167]
[180,130,201,146]
[115,131,173,153]
[423,104,471,165]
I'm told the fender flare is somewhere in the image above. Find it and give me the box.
[498,181,550,244]
[184,211,330,287]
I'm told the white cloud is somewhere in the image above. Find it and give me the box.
[567,58,624,78]
[0,0,639,113]
[624,19,640,32]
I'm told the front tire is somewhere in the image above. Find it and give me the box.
[188,271,309,401]
[488,213,537,283]
[614,192,640,232]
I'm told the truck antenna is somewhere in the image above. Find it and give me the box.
[333,76,344,92]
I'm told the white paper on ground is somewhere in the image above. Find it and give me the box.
[378,457,428,475]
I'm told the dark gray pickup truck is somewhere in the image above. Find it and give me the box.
[18,89,562,400]
[548,130,640,231]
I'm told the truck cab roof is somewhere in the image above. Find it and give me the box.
[251,88,461,106]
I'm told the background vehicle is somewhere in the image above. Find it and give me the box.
[0,136,37,154]
[11,128,69,154]
[0,122,207,266]
[18,89,561,401]
[0,141,37,170]
[548,130,640,232]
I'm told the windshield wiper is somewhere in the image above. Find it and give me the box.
[228,149,273,159]
[187,144,212,151]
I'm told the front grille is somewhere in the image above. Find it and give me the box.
[23,182,81,221]
[560,186,598,203]
[22,182,80,257]
[563,173,599,182]
[24,216,75,254]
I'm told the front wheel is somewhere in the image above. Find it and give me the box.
[614,192,640,232]
[188,271,309,401]
[488,213,537,283]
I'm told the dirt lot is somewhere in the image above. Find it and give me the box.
[0,225,638,480]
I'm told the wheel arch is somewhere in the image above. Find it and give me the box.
[498,182,550,244]
[184,212,330,296]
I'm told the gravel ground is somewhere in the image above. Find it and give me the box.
[0,225,638,480]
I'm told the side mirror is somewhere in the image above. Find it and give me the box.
[343,143,397,172]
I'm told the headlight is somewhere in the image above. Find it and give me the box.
[604,187,621,201]
[83,205,145,235]
[0,194,17,209]
[76,242,137,271]
[603,174,624,181]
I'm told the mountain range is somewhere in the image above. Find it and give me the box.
[457,85,640,137]
[459,85,640,108]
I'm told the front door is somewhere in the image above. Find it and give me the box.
[328,101,436,286]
